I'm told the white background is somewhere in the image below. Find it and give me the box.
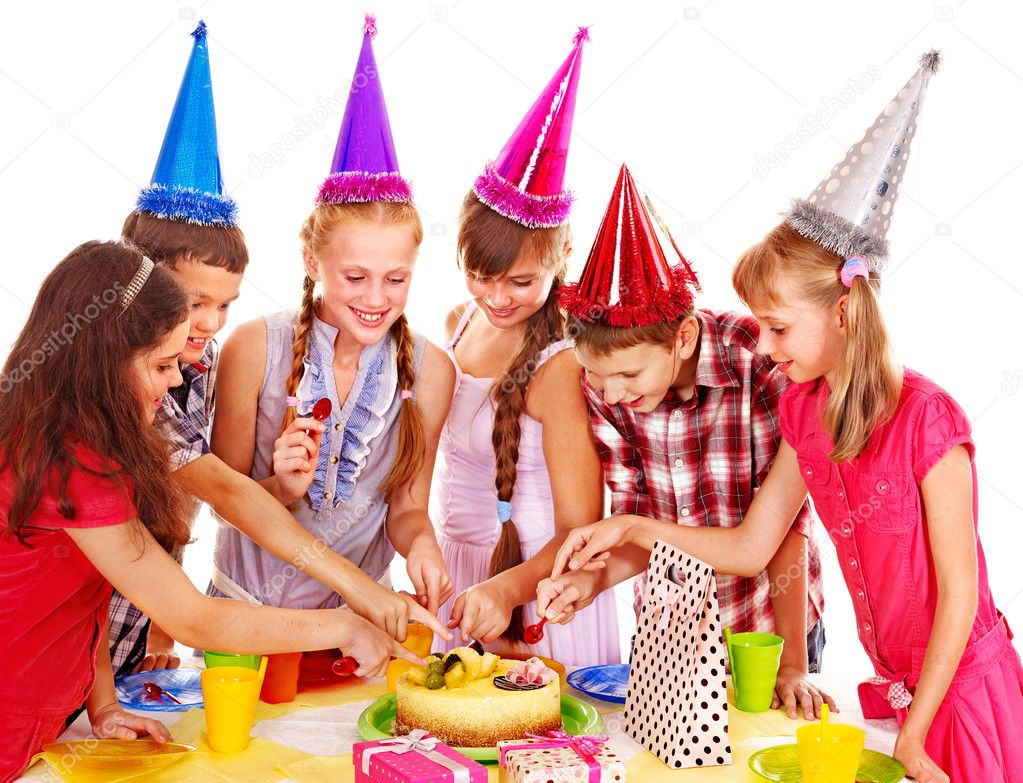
[2,0,1022,679]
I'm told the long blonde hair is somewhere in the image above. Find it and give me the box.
[732,222,901,463]
[283,201,425,495]
[457,191,570,641]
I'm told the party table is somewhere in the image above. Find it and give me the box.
[18,660,906,782]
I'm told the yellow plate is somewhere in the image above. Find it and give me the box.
[39,739,196,781]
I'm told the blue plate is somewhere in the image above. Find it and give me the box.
[115,668,203,712]
[566,664,630,704]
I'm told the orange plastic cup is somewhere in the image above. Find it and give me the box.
[259,652,302,704]
[402,620,434,658]
[386,659,414,692]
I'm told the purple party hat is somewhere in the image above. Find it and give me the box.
[316,14,412,205]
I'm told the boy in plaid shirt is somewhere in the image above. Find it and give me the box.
[543,165,830,718]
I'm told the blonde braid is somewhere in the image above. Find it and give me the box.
[380,313,426,495]
[279,274,317,434]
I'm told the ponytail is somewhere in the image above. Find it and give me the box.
[823,275,901,462]
[733,222,901,463]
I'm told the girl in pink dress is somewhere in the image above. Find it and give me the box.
[547,52,1023,781]
[435,27,619,666]
[554,221,1023,782]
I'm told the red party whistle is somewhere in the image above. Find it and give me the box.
[311,397,332,422]
[523,617,547,644]
[331,655,358,676]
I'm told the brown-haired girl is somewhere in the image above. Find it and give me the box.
[0,242,419,783]
[437,29,619,665]
[207,18,454,626]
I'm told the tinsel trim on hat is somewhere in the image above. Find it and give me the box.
[785,199,890,271]
[473,163,573,229]
[559,264,697,327]
[919,49,941,74]
[137,184,238,227]
[316,171,413,205]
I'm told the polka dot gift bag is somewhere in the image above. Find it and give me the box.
[622,540,731,770]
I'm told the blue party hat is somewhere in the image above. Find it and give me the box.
[137,21,238,226]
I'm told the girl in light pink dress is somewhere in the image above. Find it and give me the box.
[436,300,619,666]
[433,26,619,667]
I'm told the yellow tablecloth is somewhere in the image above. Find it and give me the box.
[22,669,903,782]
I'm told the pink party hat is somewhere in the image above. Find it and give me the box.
[472,27,589,228]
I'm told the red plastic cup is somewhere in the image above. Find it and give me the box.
[259,652,302,704]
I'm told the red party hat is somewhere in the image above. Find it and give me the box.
[559,165,700,327]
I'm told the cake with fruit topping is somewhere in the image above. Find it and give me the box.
[393,648,562,747]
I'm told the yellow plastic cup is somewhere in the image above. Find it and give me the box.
[200,665,262,753]
[796,721,865,783]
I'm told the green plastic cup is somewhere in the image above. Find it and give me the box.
[203,651,262,671]
[727,631,784,713]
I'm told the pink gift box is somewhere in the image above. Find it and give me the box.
[354,733,488,783]
[498,738,626,783]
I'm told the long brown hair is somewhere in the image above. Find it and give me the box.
[457,191,571,641]
[0,241,191,550]
[732,222,901,462]
[122,210,249,272]
[283,201,425,495]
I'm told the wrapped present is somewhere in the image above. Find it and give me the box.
[498,731,625,783]
[354,730,488,783]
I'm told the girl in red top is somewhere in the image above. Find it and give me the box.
[0,242,420,782]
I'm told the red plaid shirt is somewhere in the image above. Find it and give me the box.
[584,309,823,635]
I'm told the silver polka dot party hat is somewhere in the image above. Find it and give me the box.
[786,50,941,271]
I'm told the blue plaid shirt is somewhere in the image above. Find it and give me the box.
[155,339,218,470]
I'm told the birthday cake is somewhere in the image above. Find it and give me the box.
[394,648,562,747]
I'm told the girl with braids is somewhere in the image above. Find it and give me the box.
[0,243,419,782]
[437,27,619,665]
[206,17,454,625]
[100,19,450,682]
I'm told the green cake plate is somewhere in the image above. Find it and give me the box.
[357,692,603,763]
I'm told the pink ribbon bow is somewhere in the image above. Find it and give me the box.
[363,730,470,783]
[653,581,682,630]
[866,675,914,710]
[528,730,608,760]
[501,731,610,783]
